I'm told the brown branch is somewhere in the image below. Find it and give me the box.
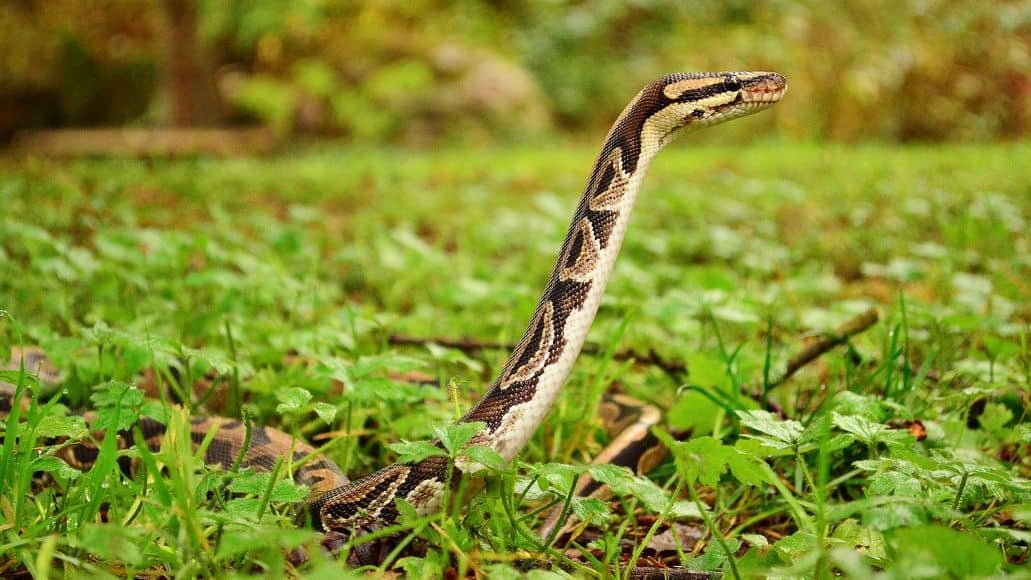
[387,334,687,374]
[774,308,880,386]
[752,308,880,418]
[387,307,879,416]
[387,334,509,352]
[627,568,714,580]
[10,128,276,157]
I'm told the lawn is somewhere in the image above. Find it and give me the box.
[1,141,1028,577]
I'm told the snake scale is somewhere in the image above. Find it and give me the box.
[1,72,786,541]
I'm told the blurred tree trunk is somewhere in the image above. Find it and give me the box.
[163,0,222,126]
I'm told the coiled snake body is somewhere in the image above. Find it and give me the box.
[1,72,786,538]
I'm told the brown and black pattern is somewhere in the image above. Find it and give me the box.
[184,416,346,494]
[461,77,675,430]
[313,456,449,530]
[537,394,666,540]
[461,72,787,438]
[310,71,784,534]
[559,218,601,281]
[1,357,346,502]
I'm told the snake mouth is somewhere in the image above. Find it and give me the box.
[740,72,788,105]
[706,72,786,122]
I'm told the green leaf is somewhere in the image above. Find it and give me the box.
[397,556,443,579]
[223,498,262,517]
[890,526,1002,577]
[679,435,723,487]
[30,456,82,480]
[725,451,766,486]
[349,353,425,377]
[225,471,270,495]
[268,479,309,503]
[738,410,804,447]
[215,527,316,559]
[35,414,87,439]
[393,494,422,528]
[320,357,432,404]
[683,535,742,571]
[482,564,532,580]
[1018,424,1031,444]
[227,472,308,503]
[667,390,722,433]
[773,531,817,563]
[434,422,485,456]
[668,352,736,432]
[735,438,787,458]
[569,497,611,522]
[90,381,143,431]
[797,414,858,455]
[831,519,888,561]
[74,524,145,567]
[311,402,337,425]
[864,502,928,531]
[525,570,571,580]
[424,343,484,372]
[0,370,41,388]
[140,401,172,425]
[712,303,760,324]
[740,534,769,549]
[185,345,238,375]
[977,402,1013,439]
[687,352,733,390]
[587,463,683,514]
[90,381,144,408]
[832,391,888,421]
[275,387,312,413]
[458,445,506,471]
[982,335,1020,359]
[536,463,581,493]
[832,413,910,447]
[868,471,922,497]
[655,432,764,488]
[389,440,446,464]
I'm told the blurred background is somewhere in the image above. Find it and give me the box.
[1,0,1028,149]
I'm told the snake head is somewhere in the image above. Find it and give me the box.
[628,71,787,148]
[665,71,786,125]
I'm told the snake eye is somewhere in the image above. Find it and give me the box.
[724,77,741,92]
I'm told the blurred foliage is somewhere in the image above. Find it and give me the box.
[0,0,156,133]
[0,0,1028,143]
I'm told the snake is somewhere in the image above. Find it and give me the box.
[0,71,786,543]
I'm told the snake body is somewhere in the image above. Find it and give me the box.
[1,71,786,536]
[312,71,786,531]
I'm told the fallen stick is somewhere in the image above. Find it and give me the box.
[750,308,880,417]
[388,308,880,415]
[387,335,686,374]
[773,308,880,387]
[10,127,277,157]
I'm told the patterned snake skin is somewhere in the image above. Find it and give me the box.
[0,72,786,537]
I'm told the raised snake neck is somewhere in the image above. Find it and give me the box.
[312,71,787,532]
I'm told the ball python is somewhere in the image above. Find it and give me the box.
[0,72,786,541]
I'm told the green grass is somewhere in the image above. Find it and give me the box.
[1,141,1029,577]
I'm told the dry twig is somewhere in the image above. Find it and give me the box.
[388,308,880,416]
